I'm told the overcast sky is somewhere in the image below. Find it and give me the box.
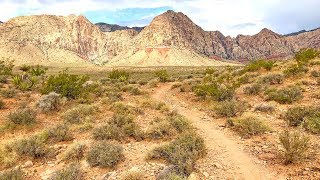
[0,0,319,36]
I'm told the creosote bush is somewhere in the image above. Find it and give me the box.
[50,163,83,180]
[227,116,269,138]
[36,92,60,112]
[123,171,144,180]
[295,48,319,65]
[279,130,310,164]
[8,107,37,125]
[42,70,89,99]
[244,60,274,72]
[265,86,303,104]
[0,167,23,180]
[46,124,73,142]
[108,69,130,82]
[11,135,49,158]
[254,104,275,113]
[86,141,124,168]
[193,83,234,101]
[147,131,206,176]
[155,70,170,82]
[283,64,308,77]
[284,106,314,126]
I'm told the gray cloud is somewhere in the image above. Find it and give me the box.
[231,23,256,30]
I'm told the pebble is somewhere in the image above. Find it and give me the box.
[24,161,33,168]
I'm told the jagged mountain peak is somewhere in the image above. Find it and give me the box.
[256,28,281,37]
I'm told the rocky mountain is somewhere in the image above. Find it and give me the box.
[285,27,320,37]
[0,10,319,66]
[95,22,144,32]
[0,21,2,24]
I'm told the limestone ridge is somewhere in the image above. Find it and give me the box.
[0,10,319,66]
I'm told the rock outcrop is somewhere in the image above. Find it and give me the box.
[0,10,319,66]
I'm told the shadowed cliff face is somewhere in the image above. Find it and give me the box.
[0,10,318,66]
[95,22,144,33]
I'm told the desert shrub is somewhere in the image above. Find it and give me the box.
[0,75,8,84]
[123,171,144,180]
[19,65,31,72]
[147,119,177,140]
[36,92,60,112]
[105,91,123,103]
[50,163,82,180]
[259,73,284,85]
[295,48,319,65]
[148,132,206,176]
[243,83,262,95]
[193,83,234,101]
[213,100,246,118]
[8,107,37,125]
[283,64,308,77]
[0,60,13,76]
[42,71,89,99]
[303,113,320,134]
[155,70,170,82]
[0,99,5,109]
[279,130,310,164]
[228,117,269,138]
[310,70,320,77]
[284,106,316,126]
[0,168,23,180]
[12,74,37,91]
[93,113,143,141]
[122,85,142,95]
[168,114,191,133]
[46,124,73,142]
[28,65,47,76]
[111,102,143,115]
[108,69,129,82]
[265,86,303,104]
[61,143,86,162]
[1,89,16,98]
[86,141,124,168]
[245,60,274,72]
[11,135,49,158]
[63,104,98,124]
[254,104,275,113]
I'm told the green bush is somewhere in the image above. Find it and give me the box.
[265,86,303,104]
[42,71,89,99]
[243,83,262,95]
[304,113,320,134]
[228,117,269,138]
[93,113,143,141]
[193,83,234,101]
[279,130,310,164]
[213,100,246,117]
[108,69,130,82]
[8,107,37,125]
[61,143,86,162]
[0,168,23,180]
[50,163,83,180]
[295,48,319,65]
[28,65,47,76]
[86,141,124,168]
[245,60,274,72]
[259,73,284,85]
[148,132,206,176]
[283,64,308,77]
[155,70,170,82]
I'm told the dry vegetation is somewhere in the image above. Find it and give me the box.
[0,48,320,179]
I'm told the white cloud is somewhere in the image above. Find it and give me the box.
[0,0,319,36]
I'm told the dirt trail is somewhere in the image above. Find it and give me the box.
[152,84,284,180]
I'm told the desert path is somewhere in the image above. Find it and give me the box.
[152,83,284,180]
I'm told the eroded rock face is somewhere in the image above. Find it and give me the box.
[95,22,144,32]
[0,10,319,66]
